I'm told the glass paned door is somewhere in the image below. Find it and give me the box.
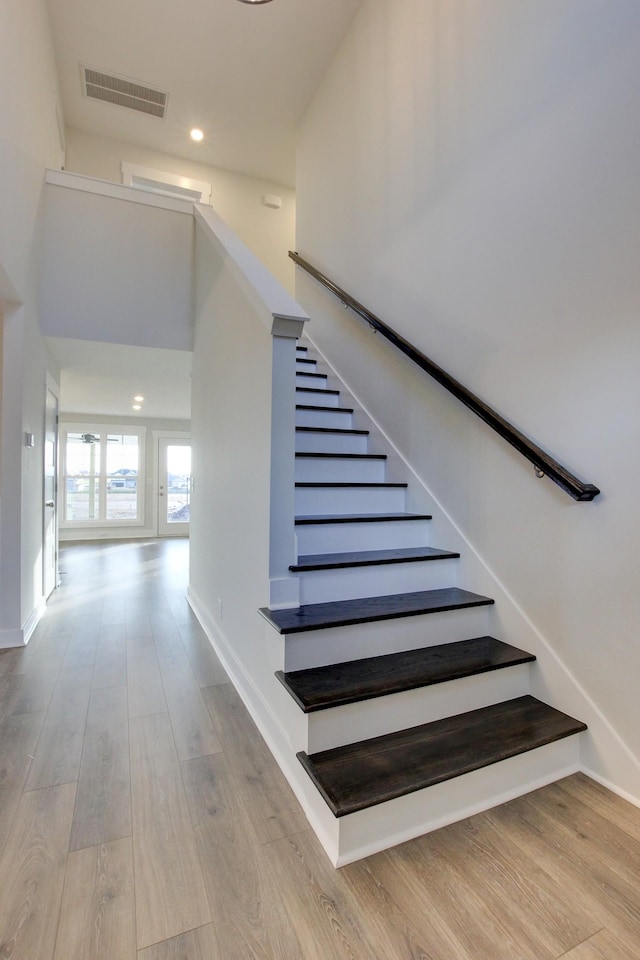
[158,437,191,536]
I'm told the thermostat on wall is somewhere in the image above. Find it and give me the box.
[261,194,282,209]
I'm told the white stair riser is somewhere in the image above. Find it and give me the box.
[296,558,457,605]
[305,663,531,753]
[296,373,329,389]
[295,431,369,455]
[295,484,406,515]
[296,389,339,407]
[334,735,582,866]
[295,518,431,554]
[283,605,494,671]
[296,360,318,372]
[296,408,354,429]
[295,457,386,483]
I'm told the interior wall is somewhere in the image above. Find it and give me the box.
[41,181,194,350]
[295,1,640,762]
[189,224,273,702]
[58,413,189,541]
[0,0,65,643]
[65,128,296,293]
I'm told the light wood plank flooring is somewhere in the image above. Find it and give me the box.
[0,538,639,959]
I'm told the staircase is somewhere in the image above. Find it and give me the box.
[259,343,586,865]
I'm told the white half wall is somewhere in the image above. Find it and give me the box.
[40,174,194,350]
[295,1,640,771]
[189,224,274,718]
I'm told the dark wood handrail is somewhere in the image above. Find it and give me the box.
[289,251,600,502]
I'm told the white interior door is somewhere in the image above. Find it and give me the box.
[43,387,58,597]
[158,437,191,537]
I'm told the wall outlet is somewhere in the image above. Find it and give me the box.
[217,598,223,620]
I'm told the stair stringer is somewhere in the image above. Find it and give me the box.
[299,336,640,808]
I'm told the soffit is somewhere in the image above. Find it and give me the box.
[46,337,192,421]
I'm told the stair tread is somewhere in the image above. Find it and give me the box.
[259,587,494,634]
[296,452,386,460]
[277,636,534,712]
[290,545,459,571]
[296,372,328,379]
[296,482,407,489]
[296,404,354,414]
[298,695,587,816]
[297,387,340,396]
[295,512,432,525]
[296,426,369,436]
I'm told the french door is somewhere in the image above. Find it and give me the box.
[157,437,191,537]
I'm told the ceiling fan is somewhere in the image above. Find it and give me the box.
[79,433,119,444]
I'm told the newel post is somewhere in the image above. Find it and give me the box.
[268,315,307,609]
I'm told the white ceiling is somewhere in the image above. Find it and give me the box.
[46,338,192,420]
[47,0,362,189]
[45,0,361,421]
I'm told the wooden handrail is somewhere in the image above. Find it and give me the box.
[289,251,600,502]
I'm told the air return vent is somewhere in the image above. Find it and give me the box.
[81,65,168,119]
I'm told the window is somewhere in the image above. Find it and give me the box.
[61,425,145,526]
[121,161,212,205]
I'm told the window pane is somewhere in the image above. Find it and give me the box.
[107,482,139,520]
[166,445,191,524]
[106,435,139,474]
[66,432,101,476]
[66,479,100,521]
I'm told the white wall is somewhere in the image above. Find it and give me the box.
[189,223,273,708]
[65,128,296,293]
[296,1,640,766]
[58,413,189,541]
[0,0,65,644]
[41,178,194,350]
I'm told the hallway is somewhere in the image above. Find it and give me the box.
[0,539,639,959]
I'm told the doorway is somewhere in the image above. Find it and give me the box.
[157,436,191,536]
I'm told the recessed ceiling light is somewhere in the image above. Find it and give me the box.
[133,395,144,402]
[237,1,274,4]
[132,404,142,411]
[190,128,204,142]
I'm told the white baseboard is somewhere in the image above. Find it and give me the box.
[0,598,46,648]
[0,628,25,648]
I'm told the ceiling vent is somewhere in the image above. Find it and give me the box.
[81,65,168,119]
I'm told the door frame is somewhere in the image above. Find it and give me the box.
[153,430,191,537]
[43,374,60,598]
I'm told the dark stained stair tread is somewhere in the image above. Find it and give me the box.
[297,387,340,396]
[295,512,432,525]
[296,482,407,489]
[295,452,386,461]
[259,587,494,634]
[297,695,587,817]
[276,637,534,712]
[290,545,459,571]
[296,404,354,414]
[296,426,369,436]
[296,372,328,379]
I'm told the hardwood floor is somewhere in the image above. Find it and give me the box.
[0,538,639,959]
